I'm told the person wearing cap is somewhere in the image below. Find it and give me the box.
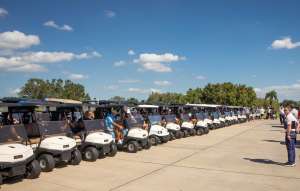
[284,105,298,167]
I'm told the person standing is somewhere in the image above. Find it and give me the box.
[105,108,124,143]
[284,105,298,167]
[279,106,285,125]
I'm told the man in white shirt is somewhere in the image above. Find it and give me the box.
[284,105,299,167]
[279,106,285,125]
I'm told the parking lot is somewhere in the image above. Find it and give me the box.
[1,120,299,191]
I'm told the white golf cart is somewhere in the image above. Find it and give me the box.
[136,105,170,146]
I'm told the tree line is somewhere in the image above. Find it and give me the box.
[9,78,282,108]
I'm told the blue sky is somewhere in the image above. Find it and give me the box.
[0,0,300,100]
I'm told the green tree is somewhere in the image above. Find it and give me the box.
[265,90,278,106]
[109,96,126,102]
[18,78,90,101]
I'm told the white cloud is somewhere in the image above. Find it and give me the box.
[128,88,160,94]
[255,81,300,100]
[154,80,172,86]
[0,51,101,72]
[105,85,119,90]
[114,60,126,67]
[118,79,140,84]
[6,64,47,72]
[44,20,73,31]
[0,31,40,50]
[134,53,185,73]
[195,75,206,80]
[271,37,300,49]
[128,49,135,55]
[0,8,8,17]
[104,10,116,18]
[67,73,88,80]
[9,87,21,96]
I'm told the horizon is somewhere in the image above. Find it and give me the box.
[0,0,300,101]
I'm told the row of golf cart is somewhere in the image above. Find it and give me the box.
[0,98,249,184]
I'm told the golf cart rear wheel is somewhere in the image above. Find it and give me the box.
[196,129,203,136]
[127,141,139,153]
[84,147,99,162]
[26,160,41,179]
[70,149,82,165]
[144,139,152,150]
[190,129,196,136]
[150,136,158,146]
[183,130,189,137]
[175,131,182,139]
[108,143,118,157]
[38,154,55,172]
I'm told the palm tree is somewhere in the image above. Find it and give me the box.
[265,90,278,106]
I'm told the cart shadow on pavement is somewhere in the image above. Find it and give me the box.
[243,158,285,165]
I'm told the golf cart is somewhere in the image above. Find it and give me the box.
[168,105,197,137]
[136,105,170,146]
[0,102,41,184]
[14,99,82,172]
[185,104,210,134]
[158,105,183,140]
[47,100,117,162]
[99,101,151,153]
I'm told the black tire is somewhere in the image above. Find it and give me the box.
[144,139,152,150]
[196,129,203,136]
[38,154,55,172]
[161,136,169,143]
[70,149,82,165]
[84,147,99,162]
[183,130,189,137]
[0,174,3,185]
[150,136,158,146]
[179,131,184,138]
[169,132,175,140]
[189,129,196,136]
[127,141,139,153]
[26,160,41,179]
[175,131,182,139]
[108,143,118,157]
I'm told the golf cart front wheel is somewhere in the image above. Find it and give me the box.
[127,141,139,153]
[150,136,158,146]
[108,143,118,157]
[38,154,55,172]
[189,129,196,136]
[70,149,82,165]
[84,147,99,162]
[26,159,41,179]
[196,129,203,136]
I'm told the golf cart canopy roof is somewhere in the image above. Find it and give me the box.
[186,104,222,108]
[137,104,159,108]
[45,98,82,104]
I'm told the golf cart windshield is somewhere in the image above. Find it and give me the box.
[181,114,190,121]
[148,115,161,125]
[83,119,105,132]
[0,124,28,144]
[164,115,176,123]
[213,112,219,119]
[127,114,144,128]
[195,112,204,120]
[36,112,71,136]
